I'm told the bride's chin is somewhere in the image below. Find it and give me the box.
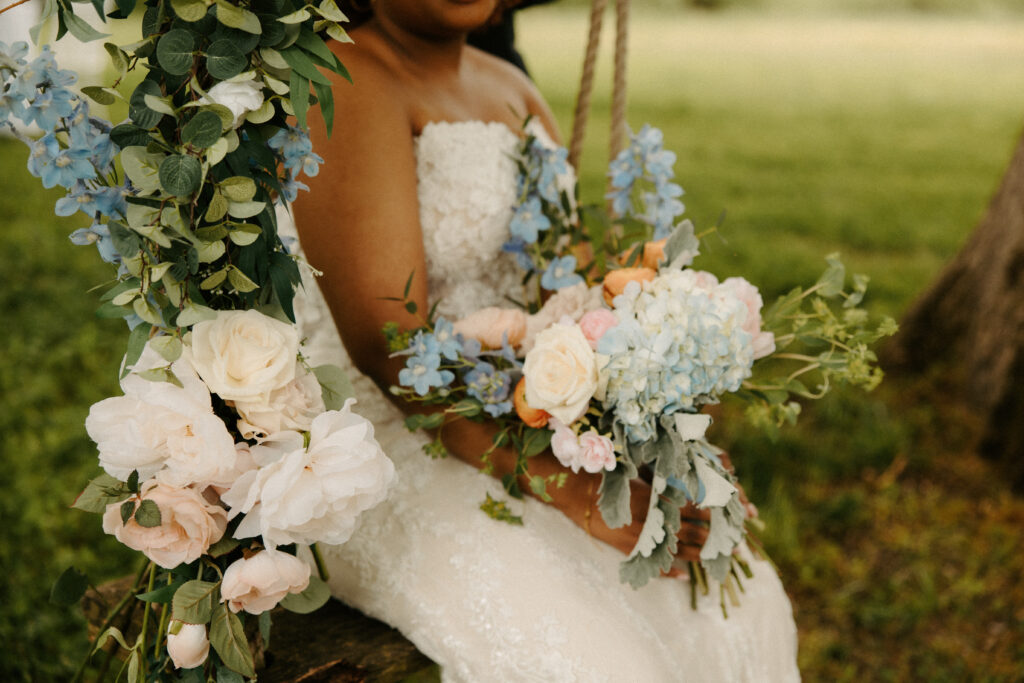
[380,0,501,37]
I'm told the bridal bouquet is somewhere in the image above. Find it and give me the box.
[387,122,895,606]
[3,0,396,677]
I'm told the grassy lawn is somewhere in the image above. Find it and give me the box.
[2,8,1024,681]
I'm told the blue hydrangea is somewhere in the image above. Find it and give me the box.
[509,196,550,244]
[463,361,514,417]
[398,349,454,396]
[597,269,754,442]
[541,255,584,291]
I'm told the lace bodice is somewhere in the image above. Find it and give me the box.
[283,120,800,683]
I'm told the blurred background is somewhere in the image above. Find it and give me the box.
[2,0,1023,680]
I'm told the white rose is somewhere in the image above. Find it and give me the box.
[166,622,210,669]
[233,362,325,441]
[87,346,238,487]
[188,309,299,405]
[102,481,228,569]
[202,77,264,128]
[522,323,598,426]
[220,548,310,614]
[222,398,395,547]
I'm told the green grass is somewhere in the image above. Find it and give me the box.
[3,9,1024,680]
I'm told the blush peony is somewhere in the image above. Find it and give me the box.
[220,548,310,614]
[522,323,598,426]
[102,481,228,569]
[222,399,395,547]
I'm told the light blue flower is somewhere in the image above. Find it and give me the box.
[463,361,513,418]
[20,85,75,130]
[0,41,29,76]
[532,142,569,204]
[280,175,310,203]
[432,317,462,361]
[268,125,323,177]
[541,255,583,291]
[502,237,536,272]
[509,197,550,244]
[27,132,96,189]
[408,329,439,357]
[56,184,125,219]
[398,351,454,396]
[69,222,119,264]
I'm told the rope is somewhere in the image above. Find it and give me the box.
[568,0,607,171]
[610,0,630,163]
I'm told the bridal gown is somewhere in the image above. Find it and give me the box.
[283,120,801,682]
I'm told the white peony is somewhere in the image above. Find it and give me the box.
[233,362,325,441]
[522,322,599,426]
[222,399,395,547]
[201,77,264,128]
[188,309,299,405]
[166,623,210,669]
[87,345,238,487]
[220,548,310,614]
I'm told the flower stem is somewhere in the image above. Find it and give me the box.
[138,563,156,678]
[310,543,330,582]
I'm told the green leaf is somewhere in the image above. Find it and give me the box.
[280,45,331,85]
[317,0,347,22]
[227,266,259,293]
[228,228,259,246]
[312,78,335,138]
[479,493,523,525]
[182,110,223,149]
[227,200,265,219]
[93,626,131,653]
[206,536,239,558]
[136,579,185,604]
[520,427,552,458]
[128,80,164,129]
[815,252,846,298]
[120,146,164,194]
[134,499,162,527]
[62,10,109,42]
[279,575,329,614]
[258,610,272,649]
[277,7,311,23]
[288,70,310,130]
[313,363,355,410]
[172,580,219,624]
[448,399,482,418]
[149,335,183,362]
[72,473,129,513]
[325,22,354,47]
[123,322,153,378]
[104,42,129,75]
[217,668,245,683]
[171,0,208,22]
[157,29,196,76]
[196,239,226,264]
[159,154,203,197]
[205,39,248,80]
[214,0,261,33]
[404,300,418,315]
[81,86,117,105]
[200,269,228,290]
[176,302,218,327]
[205,193,229,223]
[50,566,89,606]
[120,499,135,524]
[210,603,255,677]
[219,176,256,202]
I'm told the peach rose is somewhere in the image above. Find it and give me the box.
[642,238,668,270]
[603,267,656,306]
[102,481,228,569]
[577,309,618,349]
[166,622,209,669]
[453,307,528,349]
[220,548,310,614]
[513,377,549,428]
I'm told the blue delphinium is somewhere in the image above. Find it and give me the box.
[501,237,536,272]
[463,361,514,417]
[509,196,550,244]
[268,125,324,203]
[541,255,583,291]
[398,347,454,396]
[69,223,119,264]
[606,124,686,239]
[27,132,96,189]
[431,318,462,361]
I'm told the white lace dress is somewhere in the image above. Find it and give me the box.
[285,120,801,682]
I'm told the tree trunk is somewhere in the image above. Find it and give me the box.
[885,129,1024,485]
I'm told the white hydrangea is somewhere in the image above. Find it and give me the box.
[597,269,754,442]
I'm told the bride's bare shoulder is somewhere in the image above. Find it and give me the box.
[465,46,562,142]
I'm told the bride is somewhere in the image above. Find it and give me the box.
[290,1,800,680]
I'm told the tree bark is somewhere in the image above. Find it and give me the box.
[885,129,1024,485]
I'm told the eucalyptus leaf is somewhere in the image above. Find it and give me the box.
[128,80,164,129]
[196,239,226,263]
[214,0,261,33]
[149,335,183,362]
[228,229,259,246]
[210,603,255,677]
[244,99,275,124]
[279,575,329,614]
[227,266,259,293]
[81,86,117,105]
[159,154,203,197]
[316,0,347,22]
[176,302,217,327]
[104,42,129,75]
[206,136,230,166]
[157,29,196,76]
[259,47,289,70]
[325,22,353,46]
[120,146,164,194]
[276,7,310,23]
[200,269,228,290]
[62,10,109,42]
[182,110,223,148]
[205,39,248,80]
[219,176,256,202]
[171,580,219,624]
[227,200,266,219]
[171,0,208,22]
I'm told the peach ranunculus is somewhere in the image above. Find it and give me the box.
[577,309,618,350]
[602,267,657,306]
[220,548,310,614]
[577,430,617,473]
[522,323,598,426]
[642,238,668,270]
[166,622,210,669]
[453,307,528,349]
[102,481,228,569]
[513,377,549,428]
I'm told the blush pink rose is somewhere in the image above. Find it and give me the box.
[220,548,310,614]
[721,276,776,359]
[102,481,228,569]
[548,418,581,470]
[577,310,618,349]
[453,307,528,349]
[577,431,616,473]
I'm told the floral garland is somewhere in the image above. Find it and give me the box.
[1,0,397,679]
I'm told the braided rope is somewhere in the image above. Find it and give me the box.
[568,0,607,171]
[610,0,630,163]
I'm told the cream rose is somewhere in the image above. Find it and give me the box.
[233,362,325,441]
[453,307,528,349]
[220,548,310,615]
[102,481,228,569]
[202,77,264,128]
[166,622,209,669]
[522,323,598,426]
[188,309,299,404]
